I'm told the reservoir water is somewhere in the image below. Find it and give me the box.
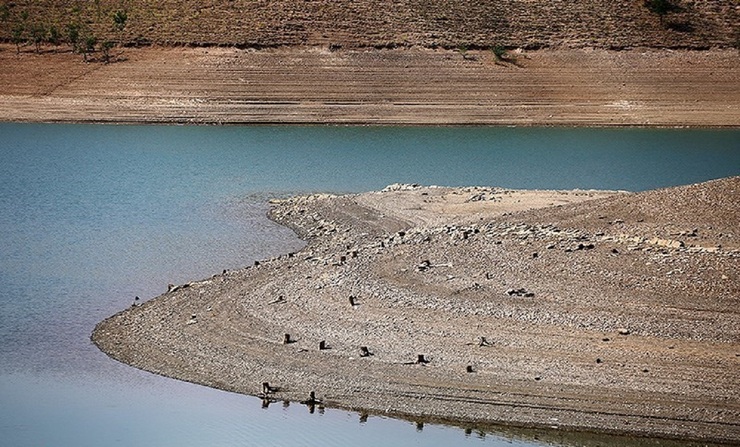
[1,123,738,446]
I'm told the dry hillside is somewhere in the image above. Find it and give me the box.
[1,0,738,50]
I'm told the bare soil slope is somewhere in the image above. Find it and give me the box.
[93,178,740,443]
[1,45,738,126]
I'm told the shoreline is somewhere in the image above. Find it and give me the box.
[2,45,738,127]
[93,180,740,444]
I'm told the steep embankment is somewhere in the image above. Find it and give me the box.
[93,178,740,443]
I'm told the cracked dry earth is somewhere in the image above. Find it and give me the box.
[93,177,740,443]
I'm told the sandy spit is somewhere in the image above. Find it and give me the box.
[93,178,740,444]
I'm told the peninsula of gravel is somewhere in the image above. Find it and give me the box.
[92,177,740,443]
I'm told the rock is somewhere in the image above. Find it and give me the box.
[382,183,420,192]
[618,328,631,335]
[417,260,432,271]
[506,288,534,297]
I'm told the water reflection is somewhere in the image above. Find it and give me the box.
[247,391,733,447]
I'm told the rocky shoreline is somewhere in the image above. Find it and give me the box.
[92,178,740,443]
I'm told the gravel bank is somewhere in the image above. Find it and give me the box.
[93,178,740,443]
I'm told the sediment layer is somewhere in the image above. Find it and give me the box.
[1,46,739,126]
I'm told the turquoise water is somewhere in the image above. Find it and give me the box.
[0,123,738,447]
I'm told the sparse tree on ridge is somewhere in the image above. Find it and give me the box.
[66,22,80,53]
[30,22,46,53]
[101,40,114,63]
[12,22,25,54]
[47,25,61,48]
[82,34,97,62]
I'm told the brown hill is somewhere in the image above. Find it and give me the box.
[1,0,738,50]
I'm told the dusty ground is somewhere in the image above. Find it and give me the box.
[1,45,738,126]
[93,177,740,443]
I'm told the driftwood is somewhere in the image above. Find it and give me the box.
[269,295,286,305]
[167,283,190,293]
[465,336,492,347]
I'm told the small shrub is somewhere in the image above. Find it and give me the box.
[0,4,10,22]
[644,0,679,18]
[30,23,46,53]
[112,9,127,32]
[12,23,25,54]
[101,40,114,63]
[47,25,60,46]
[66,22,80,52]
[491,45,507,61]
[82,34,97,61]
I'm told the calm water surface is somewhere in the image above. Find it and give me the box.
[0,123,738,447]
